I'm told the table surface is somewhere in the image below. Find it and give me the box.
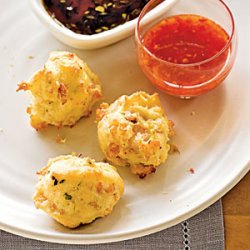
[222,171,250,250]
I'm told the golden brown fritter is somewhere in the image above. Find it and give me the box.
[96,91,174,178]
[17,51,102,130]
[33,154,124,228]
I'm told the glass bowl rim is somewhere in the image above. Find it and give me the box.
[135,0,235,68]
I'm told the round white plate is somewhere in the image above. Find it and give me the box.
[0,0,249,245]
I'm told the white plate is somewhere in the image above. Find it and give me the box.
[30,0,177,49]
[0,0,249,245]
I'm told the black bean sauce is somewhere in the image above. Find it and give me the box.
[43,0,150,35]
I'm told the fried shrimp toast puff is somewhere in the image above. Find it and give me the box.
[17,51,102,130]
[33,155,124,228]
[96,91,174,178]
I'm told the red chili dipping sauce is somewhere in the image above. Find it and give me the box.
[138,14,231,97]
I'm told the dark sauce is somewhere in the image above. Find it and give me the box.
[43,0,150,35]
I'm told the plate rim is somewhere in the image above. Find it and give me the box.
[0,160,249,244]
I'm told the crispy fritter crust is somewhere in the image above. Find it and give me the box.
[33,154,124,228]
[96,91,174,178]
[17,51,102,130]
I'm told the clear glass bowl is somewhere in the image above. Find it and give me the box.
[135,0,237,98]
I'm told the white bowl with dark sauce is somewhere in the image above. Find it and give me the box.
[30,0,177,50]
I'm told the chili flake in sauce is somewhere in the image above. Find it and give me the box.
[143,14,229,65]
[139,14,231,96]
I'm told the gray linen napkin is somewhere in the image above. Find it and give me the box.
[0,200,224,250]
